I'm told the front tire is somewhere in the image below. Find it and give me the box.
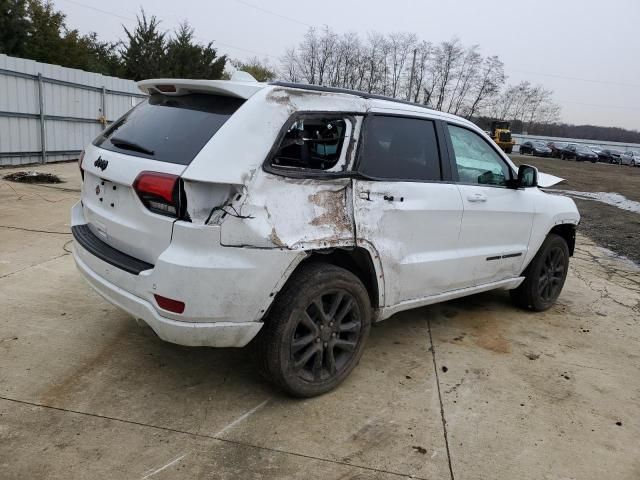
[510,234,570,312]
[255,263,372,397]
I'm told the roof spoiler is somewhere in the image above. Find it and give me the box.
[137,72,264,99]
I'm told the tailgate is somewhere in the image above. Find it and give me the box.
[79,90,247,265]
[81,144,186,265]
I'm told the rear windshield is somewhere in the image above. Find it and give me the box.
[94,93,245,165]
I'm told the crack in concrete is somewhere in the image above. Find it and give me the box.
[0,252,70,279]
[0,395,426,479]
[427,317,455,480]
[571,243,640,317]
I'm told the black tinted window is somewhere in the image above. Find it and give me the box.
[94,93,245,165]
[358,116,441,181]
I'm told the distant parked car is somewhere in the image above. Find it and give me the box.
[520,141,552,157]
[587,145,603,156]
[547,142,568,158]
[574,146,599,162]
[558,143,578,160]
[620,151,640,166]
[598,149,623,164]
[560,144,597,162]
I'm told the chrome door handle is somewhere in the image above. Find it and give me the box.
[467,193,488,202]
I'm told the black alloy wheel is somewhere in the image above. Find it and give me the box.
[537,245,566,304]
[255,263,372,397]
[510,233,570,311]
[290,291,361,383]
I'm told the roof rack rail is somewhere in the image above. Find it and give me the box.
[269,81,433,111]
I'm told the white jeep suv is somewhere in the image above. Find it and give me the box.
[71,76,579,397]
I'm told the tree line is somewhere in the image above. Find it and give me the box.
[513,121,640,144]
[0,0,276,81]
[280,27,559,127]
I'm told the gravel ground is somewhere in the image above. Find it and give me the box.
[511,154,640,264]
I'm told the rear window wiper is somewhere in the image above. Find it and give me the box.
[110,137,155,156]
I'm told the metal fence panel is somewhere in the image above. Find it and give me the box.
[0,54,146,166]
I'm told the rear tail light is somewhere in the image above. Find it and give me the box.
[133,171,184,217]
[154,294,185,314]
[78,150,85,181]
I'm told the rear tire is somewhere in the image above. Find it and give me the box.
[510,234,570,312]
[255,263,372,397]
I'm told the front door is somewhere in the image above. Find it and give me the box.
[352,114,464,307]
[445,123,535,288]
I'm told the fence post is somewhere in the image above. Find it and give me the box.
[37,73,46,164]
[101,86,106,129]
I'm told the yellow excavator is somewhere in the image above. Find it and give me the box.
[489,121,516,154]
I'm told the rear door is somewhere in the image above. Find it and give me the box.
[444,123,535,287]
[352,113,464,307]
[81,92,245,264]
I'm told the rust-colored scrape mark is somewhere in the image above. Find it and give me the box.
[269,227,286,247]
[448,308,512,354]
[474,333,511,354]
[308,188,351,232]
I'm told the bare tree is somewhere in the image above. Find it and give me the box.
[410,41,432,103]
[316,26,337,85]
[446,45,481,115]
[297,27,319,84]
[433,38,464,111]
[387,32,416,98]
[278,27,559,127]
[280,47,299,82]
[466,55,504,119]
[365,32,385,93]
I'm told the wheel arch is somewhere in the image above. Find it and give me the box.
[296,247,382,310]
[549,223,576,256]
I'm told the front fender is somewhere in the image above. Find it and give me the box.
[522,191,580,271]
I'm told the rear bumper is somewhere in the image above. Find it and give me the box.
[74,250,262,347]
[70,201,303,347]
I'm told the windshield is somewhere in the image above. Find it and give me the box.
[533,142,547,148]
[94,93,245,165]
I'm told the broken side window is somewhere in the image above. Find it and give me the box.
[270,116,352,171]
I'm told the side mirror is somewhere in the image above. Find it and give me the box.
[517,164,538,188]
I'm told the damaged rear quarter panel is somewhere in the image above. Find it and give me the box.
[220,171,356,250]
[217,87,367,250]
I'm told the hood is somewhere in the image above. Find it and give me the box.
[538,172,565,188]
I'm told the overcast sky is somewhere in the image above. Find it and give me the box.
[56,0,640,130]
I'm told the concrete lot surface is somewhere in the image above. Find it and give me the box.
[1,163,639,479]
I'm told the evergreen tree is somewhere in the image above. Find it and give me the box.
[15,0,120,75]
[23,0,67,65]
[119,10,166,80]
[0,0,31,56]
[163,22,226,79]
